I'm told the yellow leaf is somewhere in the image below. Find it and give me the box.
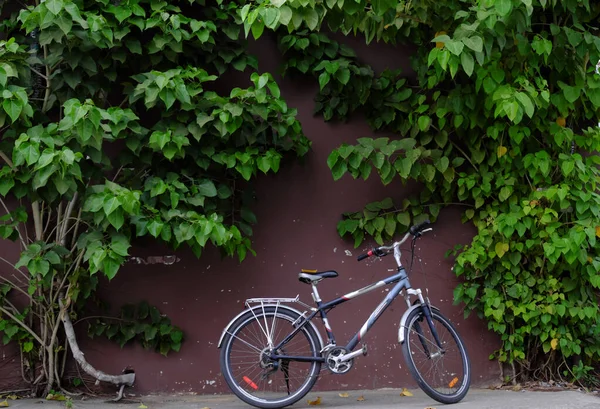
[6,396,16,401]
[495,242,509,258]
[307,397,322,406]
[596,226,600,238]
[0,400,8,407]
[339,393,349,398]
[139,404,148,409]
[435,31,447,49]
[497,146,508,158]
[556,117,566,127]
[400,388,413,397]
[357,395,365,401]
[551,338,559,350]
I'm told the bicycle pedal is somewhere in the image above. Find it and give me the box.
[361,345,368,356]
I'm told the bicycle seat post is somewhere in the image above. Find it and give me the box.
[311,283,322,304]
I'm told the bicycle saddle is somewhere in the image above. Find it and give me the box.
[298,269,338,284]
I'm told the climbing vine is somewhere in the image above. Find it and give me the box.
[244,0,600,385]
[0,0,309,396]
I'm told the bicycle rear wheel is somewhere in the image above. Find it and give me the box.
[401,306,471,404]
[220,306,322,409]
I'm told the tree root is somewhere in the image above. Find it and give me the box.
[60,300,135,394]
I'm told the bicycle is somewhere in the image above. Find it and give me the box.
[218,221,471,408]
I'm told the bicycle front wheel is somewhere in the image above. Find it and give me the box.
[220,306,322,409]
[401,306,471,404]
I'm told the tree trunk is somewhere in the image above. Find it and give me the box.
[60,300,135,388]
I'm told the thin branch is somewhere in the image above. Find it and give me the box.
[0,306,45,347]
[0,276,36,305]
[70,208,83,249]
[31,202,43,241]
[29,65,48,80]
[0,256,30,283]
[59,193,78,246]
[450,141,479,171]
[0,150,14,169]
[0,198,27,248]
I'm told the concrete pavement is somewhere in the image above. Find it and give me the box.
[4,388,599,409]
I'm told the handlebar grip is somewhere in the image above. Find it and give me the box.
[357,249,375,261]
[410,220,431,235]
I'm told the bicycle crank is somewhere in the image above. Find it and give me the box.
[325,345,367,374]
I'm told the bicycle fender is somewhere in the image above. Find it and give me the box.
[217,304,324,349]
[398,304,441,344]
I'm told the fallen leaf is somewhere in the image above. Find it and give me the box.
[307,397,321,405]
[46,394,66,401]
[357,395,365,401]
[0,401,8,407]
[339,393,349,398]
[449,377,459,388]
[200,407,210,409]
[138,404,148,409]
[400,388,413,397]
[5,396,16,401]
[551,338,559,350]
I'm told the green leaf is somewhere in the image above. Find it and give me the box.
[3,99,23,123]
[445,40,464,55]
[197,180,217,197]
[107,208,125,230]
[318,72,330,90]
[515,93,534,118]
[279,5,292,25]
[417,116,431,131]
[103,196,121,216]
[461,52,474,77]
[45,0,64,15]
[495,0,512,16]
[102,257,120,280]
[304,9,319,30]
[463,36,483,53]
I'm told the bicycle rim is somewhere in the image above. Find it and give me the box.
[223,309,320,407]
[404,309,470,402]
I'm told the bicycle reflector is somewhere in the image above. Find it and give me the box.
[243,376,259,390]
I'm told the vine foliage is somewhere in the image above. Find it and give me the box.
[244,0,600,384]
[0,0,309,396]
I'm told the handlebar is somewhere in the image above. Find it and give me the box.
[357,220,431,262]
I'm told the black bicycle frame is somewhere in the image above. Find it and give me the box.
[268,266,431,363]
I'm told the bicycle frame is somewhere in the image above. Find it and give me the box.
[267,265,430,364]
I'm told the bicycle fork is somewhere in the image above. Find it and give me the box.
[404,289,445,358]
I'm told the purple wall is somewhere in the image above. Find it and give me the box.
[0,35,501,394]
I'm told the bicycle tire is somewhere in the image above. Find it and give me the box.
[220,306,322,409]
[401,306,471,404]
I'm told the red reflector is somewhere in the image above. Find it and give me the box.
[243,376,258,390]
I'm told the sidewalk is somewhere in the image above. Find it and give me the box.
[5,388,600,409]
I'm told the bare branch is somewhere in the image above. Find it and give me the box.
[0,150,14,169]
[0,306,45,347]
[59,193,78,246]
[59,299,135,387]
[0,198,27,248]
[31,202,43,241]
